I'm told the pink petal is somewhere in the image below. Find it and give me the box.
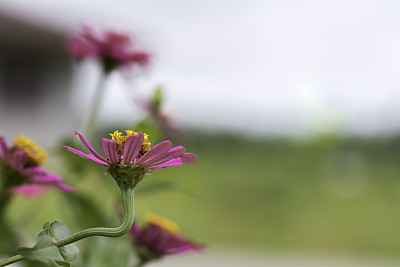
[33,174,75,192]
[123,133,144,164]
[10,185,45,196]
[62,146,109,166]
[33,174,62,183]
[149,158,183,170]
[138,146,186,168]
[136,141,173,167]
[9,151,27,170]
[180,153,197,165]
[0,137,10,161]
[100,138,120,164]
[73,131,108,163]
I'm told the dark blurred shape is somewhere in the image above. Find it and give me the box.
[0,8,75,145]
[0,9,67,106]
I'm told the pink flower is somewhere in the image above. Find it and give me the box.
[0,136,74,196]
[130,213,204,264]
[62,130,196,187]
[65,25,150,72]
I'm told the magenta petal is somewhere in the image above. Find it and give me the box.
[180,153,197,165]
[9,151,27,170]
[100,138,120,164]
[73,131,108,163]
[136,142,184,167]
[0,137,9,161]
[62,146,109,166]
[123,133,144,164]
[137,141,173,164]
[148,158,183,170]
[33,174,74,192]
[10,185,45,196]
[33,174,62,183]
[139,146,186,168]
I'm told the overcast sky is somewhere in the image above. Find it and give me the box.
[2,0,400,136]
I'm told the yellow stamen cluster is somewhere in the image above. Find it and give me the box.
[145,213,180,234]
[13,135,47,165]
[109,130,151,152]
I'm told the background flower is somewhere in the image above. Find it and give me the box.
[0,136,73,196]
[130,213,204,265]
[65,25,150,72]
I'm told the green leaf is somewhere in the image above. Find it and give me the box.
[17,229,64,262]
[152,86,163,111]
[18,246,63,262]
[42,222,50,230]
[55,260,71,267]
[49,220,73,240]
[17,220,79,265]
[49,220,80,263]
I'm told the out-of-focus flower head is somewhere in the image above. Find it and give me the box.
[0,135,74,196]
[65,25,150,73]
[139,87,179,136]
[130,213,205,264]
[62,130,196,188]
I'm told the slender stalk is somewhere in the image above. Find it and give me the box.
[0,187,134,267]
[56,187,134,246]
[0,190,11,217]
[0,256,23,266]
[80,71,109,141]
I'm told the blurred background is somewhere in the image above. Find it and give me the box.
[1,0,400,266]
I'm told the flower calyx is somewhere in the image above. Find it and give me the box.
[108,165,148,189]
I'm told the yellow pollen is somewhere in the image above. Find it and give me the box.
[145,213,180,234]
[109,130,151,152]
[13,135,48,165]
[110,130,126,145]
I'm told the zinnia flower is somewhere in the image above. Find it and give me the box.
[130,213,204,264]
[62,130,196,188]
[65,25,150,72]
[0,135,73,196]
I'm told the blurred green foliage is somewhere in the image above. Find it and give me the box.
[3,131,400,266]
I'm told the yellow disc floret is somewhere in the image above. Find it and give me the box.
[13,135,48,165]
[110,130,127,145]
[109,130,151,152]
[145,213,180,234]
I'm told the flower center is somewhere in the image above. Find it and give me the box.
[109,130,151,153]
[145,213,180,234]
[13,135,47,165]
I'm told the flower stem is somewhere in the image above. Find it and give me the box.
[0,187,134,266]
[0,190,11,218]
[0,256,24,266]
[80,71,109,141]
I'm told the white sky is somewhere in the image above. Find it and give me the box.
[2,0,400,136]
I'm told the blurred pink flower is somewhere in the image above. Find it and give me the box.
[65,25,150,72]
[63,130,196,170]
[130,213,204,264]
[0,136,74,196]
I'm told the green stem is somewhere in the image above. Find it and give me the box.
[0,190,11,218]
[0,187,134,266]
[80,71,109,141]
[0,256,23,266]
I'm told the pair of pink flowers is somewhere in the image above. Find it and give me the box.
[65,25,150,72]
